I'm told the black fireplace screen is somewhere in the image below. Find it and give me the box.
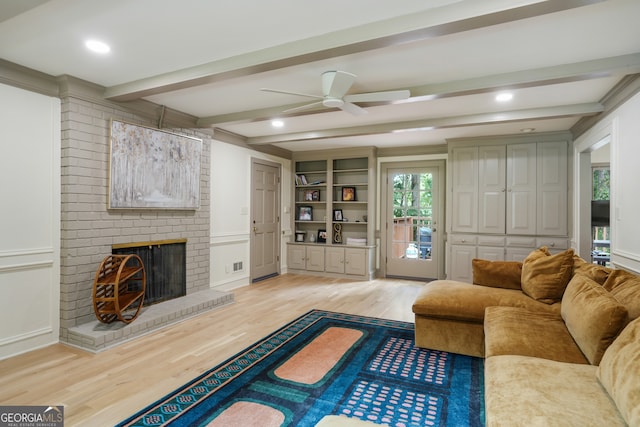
[113,241,186,305]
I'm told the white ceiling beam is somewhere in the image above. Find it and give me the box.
[197,53,639,127]
[245,103,604,145]
[105,0,603,101]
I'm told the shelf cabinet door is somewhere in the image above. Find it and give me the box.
[449,244,476,283]
[306,246,325,271]
[537,141,568,236]
[451,147,479,233]
[288,245,307,270]
[478,145,506,234]
[506,143,537,235]
[325,247,345,273]
[344,248,367,276]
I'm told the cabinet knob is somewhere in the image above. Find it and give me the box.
[550,242,555,247]
[461,239,466,243]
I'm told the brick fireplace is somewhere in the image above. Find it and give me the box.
[58,79,233,351]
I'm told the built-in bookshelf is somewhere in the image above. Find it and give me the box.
[290,149,376,279]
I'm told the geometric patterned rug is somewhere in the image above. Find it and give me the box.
[117,310,484,426]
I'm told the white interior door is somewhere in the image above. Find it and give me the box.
[251,159,280,282]
[385,163,442,279]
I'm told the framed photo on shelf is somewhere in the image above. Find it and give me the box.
[317,229,327,243]
[333,209,343,221]
[304,189,320,201]
[298,206,313,221]
[342,186,356,201]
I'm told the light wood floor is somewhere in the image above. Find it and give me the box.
[0,274,424,427]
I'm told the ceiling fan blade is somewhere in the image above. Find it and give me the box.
[260,88,322,99]
[339,102,368,116]
[322,70,356,98]
[344,89,410,103]
[282,101,325,113]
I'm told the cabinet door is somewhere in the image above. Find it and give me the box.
[537,141,567,236]
[288,245,306,270]
[477,246,504,261]
[449,244,476,283]
[325,247,345,273]
[506,143,537,235]
[478,145,506,234]
[451,147,478,232]
[344,248,367,276]
[506,247,534,262]
[306,246,325,271]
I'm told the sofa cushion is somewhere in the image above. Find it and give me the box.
[484,306,588,364]
[472,259,522,290]
[521,247,574,304]
[412,280,560,323]
[485,355,626,427]
[597,317,640,426]
[572,254,611,285]
[561,274,629,365]
[603,269,640,320]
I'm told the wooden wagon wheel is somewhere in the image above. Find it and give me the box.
[92,254,146,324]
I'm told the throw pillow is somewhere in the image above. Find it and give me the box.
[561,274,629,365]
[603,268,638,292]
[572,254,611,285]
[597,317,640,426]
[472,259,522,290]
[521,247,574,304]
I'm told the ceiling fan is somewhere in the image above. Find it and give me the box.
[260,70,410,116]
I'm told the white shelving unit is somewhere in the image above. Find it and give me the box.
[289,148,376,280]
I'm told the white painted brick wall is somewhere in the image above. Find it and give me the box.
[59,95,211,340]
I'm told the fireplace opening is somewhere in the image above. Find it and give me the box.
[112,239,187,306]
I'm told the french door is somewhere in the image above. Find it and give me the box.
[384,161,443,280]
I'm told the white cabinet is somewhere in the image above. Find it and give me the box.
[325,247,367,276]
[478,145,506,234]
[448,135,569,282]
[451,147,478,233]
[452,140,567,237]
[537,142,568,236]
[287,244,325,272]
[287,243,374,279]
[506,143,537,235]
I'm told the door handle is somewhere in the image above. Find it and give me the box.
[253,226,257,234]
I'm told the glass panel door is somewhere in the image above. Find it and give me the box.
[386,168,438,279]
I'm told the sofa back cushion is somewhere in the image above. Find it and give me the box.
[472,259,522,290]
[572,254,611,285]
[597,317,640,426]
[603,269,640,321]
[562,274,629,365]
[521,247,574,304]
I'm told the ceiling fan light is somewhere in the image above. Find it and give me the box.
[323,98,344,108]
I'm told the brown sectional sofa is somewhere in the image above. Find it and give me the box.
[412,247,640,426]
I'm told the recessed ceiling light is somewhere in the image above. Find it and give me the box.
[495,92,513,102]
[271,119,284,128]
[85,39,110,54]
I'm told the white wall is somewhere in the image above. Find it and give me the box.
[574,91,640,272]
[209,140,291,290]
[0,83,61,360]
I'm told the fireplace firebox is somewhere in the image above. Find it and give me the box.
[112,239,187,306]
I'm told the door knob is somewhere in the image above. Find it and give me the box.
[253,226,257,233]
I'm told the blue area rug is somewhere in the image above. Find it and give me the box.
[118,310,484,426]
